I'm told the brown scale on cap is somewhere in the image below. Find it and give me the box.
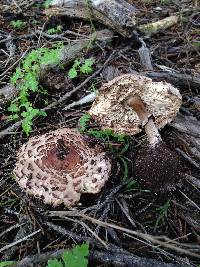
[14,128,111,207]
[89,74,182,135]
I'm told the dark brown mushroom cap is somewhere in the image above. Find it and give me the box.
[89,74,182,135]
[14,128,111,207]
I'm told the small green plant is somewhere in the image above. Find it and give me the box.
[44,0,52,8]
[68,58,94,79]
[90,83,98,94]
[79,113,131,182]
[10,20,26,29]
[79,114,127,143]
[124,179,138,191]
[47,243,89,267]
[79,113,91,132]
[0,261,15,267]
[154,199,171,230]
[8,42,63,135]
[47,25,63,35]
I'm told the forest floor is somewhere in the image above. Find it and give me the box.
[0,0,200,266]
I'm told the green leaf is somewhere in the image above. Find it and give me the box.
[8,114,19,120]
[79,114,91,132]
[44,0,52,8]
[119,156,128,181]
[80,58,94,74]
[124,179,137,191]
[7,103,20,113]
[68,68,77,79]
[22,119,32,136]
[73,59,81,68]
[10,68,23,84]
[38,110,47,117]
[47,28,57,35]
[47,259,63,267]
[0,261,15,267]
[10,20,26,29]
[19,89,29,104]
[62,244,89,267]
[24,73,38,92]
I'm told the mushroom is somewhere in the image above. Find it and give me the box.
[89,73,182,192]
[127,95,181,192]
[14,128,111,207]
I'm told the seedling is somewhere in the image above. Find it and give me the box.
[44,0,52,8]
[10,20,26,30]
[90,83,98,94]
[154,199,171,230]
[79,113,131,183]
[0,262,15,267]
[68,58,94,79]
[47,25,63,35]
[8,42,63,135]
[47,243,89,267]
[79,114,127,143]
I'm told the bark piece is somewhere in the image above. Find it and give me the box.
[0,84,19,108]
[144,71,200,91]
[45,0,136,37]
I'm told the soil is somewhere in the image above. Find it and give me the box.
[0,0,200,266]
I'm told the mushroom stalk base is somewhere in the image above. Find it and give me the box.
[127,95,162,147]
[144,118,162,147]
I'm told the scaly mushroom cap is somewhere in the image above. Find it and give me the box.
[89,74,182,135]
[14,128,111,207]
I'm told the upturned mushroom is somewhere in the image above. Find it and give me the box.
[14,128,111,207]
[89,74,182,192]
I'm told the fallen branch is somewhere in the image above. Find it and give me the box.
[11,248,183,267]
[45,0,136,37]
[138,15,179,37]
[10,222,185,267]
[144,70,200,91]
[49,211,200,259]
[170,113,200,138]
[90,249,184,267]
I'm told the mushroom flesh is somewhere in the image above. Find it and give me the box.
[14,128,111,207]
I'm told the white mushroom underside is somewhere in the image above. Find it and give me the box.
[89,74,182,135]
[14,128,111,207]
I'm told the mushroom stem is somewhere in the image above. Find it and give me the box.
[127,95,162,147]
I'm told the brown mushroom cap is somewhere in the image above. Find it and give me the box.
[14,128,111,207]
[89,74,182,135]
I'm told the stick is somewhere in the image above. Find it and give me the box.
[138,15,179,37]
